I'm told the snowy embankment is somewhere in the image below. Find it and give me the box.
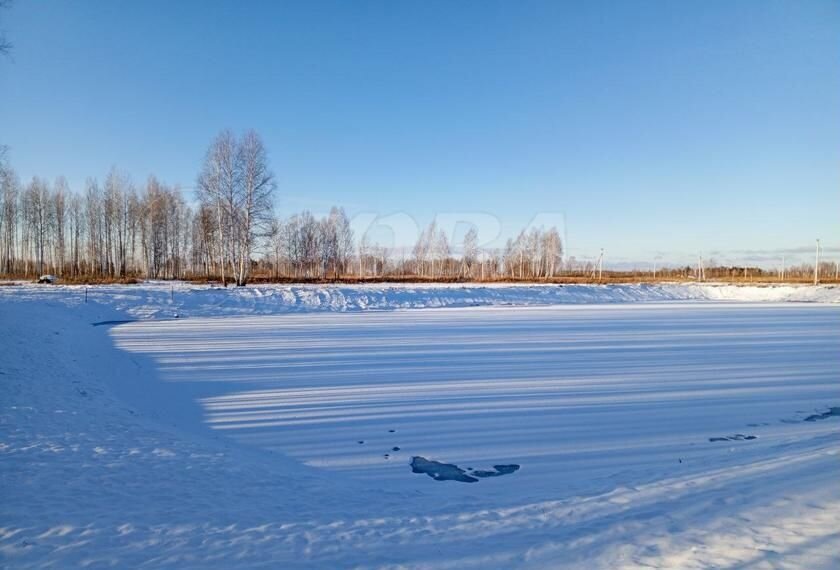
[1,281,838,320]
[1,283,839,569]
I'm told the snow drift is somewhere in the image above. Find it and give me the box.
[1,281,838,320]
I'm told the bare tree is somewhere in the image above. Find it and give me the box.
[298,211,319,278]
[234,130,275,285]
[197,130,239,286]
[541,226,562,278]
[434,227,450,278]
[67,193,84,277]
[359,232,371,278]
[52,177,68,274]
[333,207,354,278]
[0,146,17,274]
[462,227,478,279]
[413,222,435,277]
[25,177,51,275]
[85,179,103,275]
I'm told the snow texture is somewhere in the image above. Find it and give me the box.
[1,283,839,569]
[1,281,838,320]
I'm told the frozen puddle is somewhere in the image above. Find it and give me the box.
[411,456,520,483]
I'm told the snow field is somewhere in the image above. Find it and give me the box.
[1,283,838,568]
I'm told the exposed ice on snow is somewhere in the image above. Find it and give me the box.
[471,464,521,479]
[91,319,136,327]
[804,407,840,422]
[709,434,758,442]
[410,456,519,483]
[411,456,480,483]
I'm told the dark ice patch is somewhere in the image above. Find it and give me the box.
[410,456,520,483]
[709,434,757,442]
[804,407,840,422]
[411,457,477,483]
[92,320,136,327]
[471,464,521,478]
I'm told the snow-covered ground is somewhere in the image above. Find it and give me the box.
[1,280,838,319]
[1,283,839,569]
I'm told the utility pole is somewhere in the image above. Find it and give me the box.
[781,255,785,282]
[652,259,657,280]
[814,239,820,285]
[698,255,705,282]
[597,248,604,282]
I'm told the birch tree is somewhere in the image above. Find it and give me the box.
[51,177,68,274]
[462,227,478,278]
[197,130,239,286]
[234,130,275,285]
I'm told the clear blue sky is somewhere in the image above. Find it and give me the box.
[1,0,838,266]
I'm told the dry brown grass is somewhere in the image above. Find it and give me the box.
[2,271,836,286]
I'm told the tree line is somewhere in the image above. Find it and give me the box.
[0,134,570,284]
[7,132,832,284]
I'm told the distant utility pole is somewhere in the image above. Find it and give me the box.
[814,239,821,285]
[697,255,705,282]
[780,255,785,282]
[598,248,604,282]
[652,259,657,280]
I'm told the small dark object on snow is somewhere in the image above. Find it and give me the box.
[358,440,364,444]
[37,274,57,284]
[392,446,400,451]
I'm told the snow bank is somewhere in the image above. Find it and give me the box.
[1,281,837,319]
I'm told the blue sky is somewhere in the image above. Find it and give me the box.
[1,0,838,265]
